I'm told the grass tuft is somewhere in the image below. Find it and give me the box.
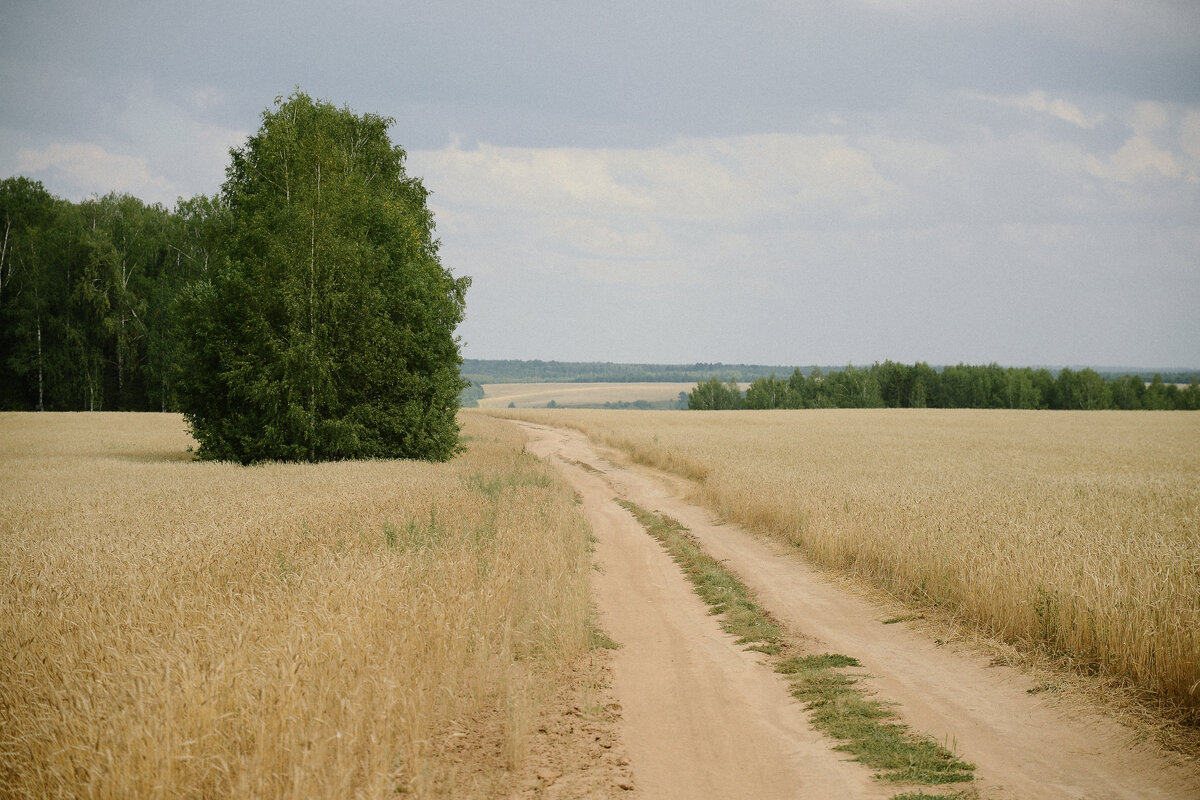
[588,624,622,651]
[618,499,786,652]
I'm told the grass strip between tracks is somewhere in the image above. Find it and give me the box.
[618,499,976,795]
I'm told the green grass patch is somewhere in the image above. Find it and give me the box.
[618,500,975,792]
[589,624,622,650]
[618,500,786,653]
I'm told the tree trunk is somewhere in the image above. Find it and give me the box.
[36,312,43,412]
[0,217,10,308]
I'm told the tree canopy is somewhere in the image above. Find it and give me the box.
[692,362,1200,411]
[176,92,469,463]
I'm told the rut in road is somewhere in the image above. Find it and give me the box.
[517,420,1200,800]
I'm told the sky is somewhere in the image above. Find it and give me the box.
[2,1,1199,368]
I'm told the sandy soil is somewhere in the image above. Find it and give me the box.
[517,420,1200,800]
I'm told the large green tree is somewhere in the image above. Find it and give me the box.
[177,92,470,463]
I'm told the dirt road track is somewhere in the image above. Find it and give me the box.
[517,420,1200,800]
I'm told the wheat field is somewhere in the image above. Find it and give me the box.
[501,408,1200,715]
[0,411,593,799]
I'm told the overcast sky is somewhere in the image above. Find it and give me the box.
[3,1,1198,367]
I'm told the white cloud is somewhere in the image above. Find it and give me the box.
[1129,101,1170,135]
[3,80,248,206]
[14,142,180,203]
[410,91,1199,363]
[189,86,225,113]
[965,90,1103,128]
[411,134,902,293]
[107,83,247,201]
[1087,135,1182,182]
[1180,110,1200,167]
[415,134,898,225]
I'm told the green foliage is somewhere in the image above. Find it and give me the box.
[458,382,485,408]
[176,92,469,463]
[0,181,177,411]
[690,362,1200,411]
[777,654,975,785]
[687,376,744,410]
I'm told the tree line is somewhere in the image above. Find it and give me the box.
[688,362,1200,411]
[0,177,230,412]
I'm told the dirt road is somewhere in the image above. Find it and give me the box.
[517,420,1200,800]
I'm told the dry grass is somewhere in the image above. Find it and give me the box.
[0,410,593,799]
[498,408,1200,719]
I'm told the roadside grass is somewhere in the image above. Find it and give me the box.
[619,499,975,795]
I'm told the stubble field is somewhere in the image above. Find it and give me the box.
[501,408,1200,717]
[0,412,594,799]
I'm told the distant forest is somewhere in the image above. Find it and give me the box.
[462,358,1200,388]
[461,359,791,384]
[688,364,1200,411]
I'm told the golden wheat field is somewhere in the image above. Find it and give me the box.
[0,411,593,799]
[501,408,1200,714]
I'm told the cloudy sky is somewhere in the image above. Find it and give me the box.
[3,1,1199,367]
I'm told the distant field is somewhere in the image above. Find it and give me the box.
[479,382,694,408]
[478,382,747,408]
[0,412,593,798]
[499,408,1200,715]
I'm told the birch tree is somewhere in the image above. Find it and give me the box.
[177,91,470,463]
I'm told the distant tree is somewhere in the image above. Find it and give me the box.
[909,361,939,408]
[1056,367,1112,410]
[1110,374,1145,410]
[687,376,742,410]
[745,374,796,409]
[458,382,484,409]
[1181,379,1200,411]
[177,92,470,463]
[1031,368,1057,409]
